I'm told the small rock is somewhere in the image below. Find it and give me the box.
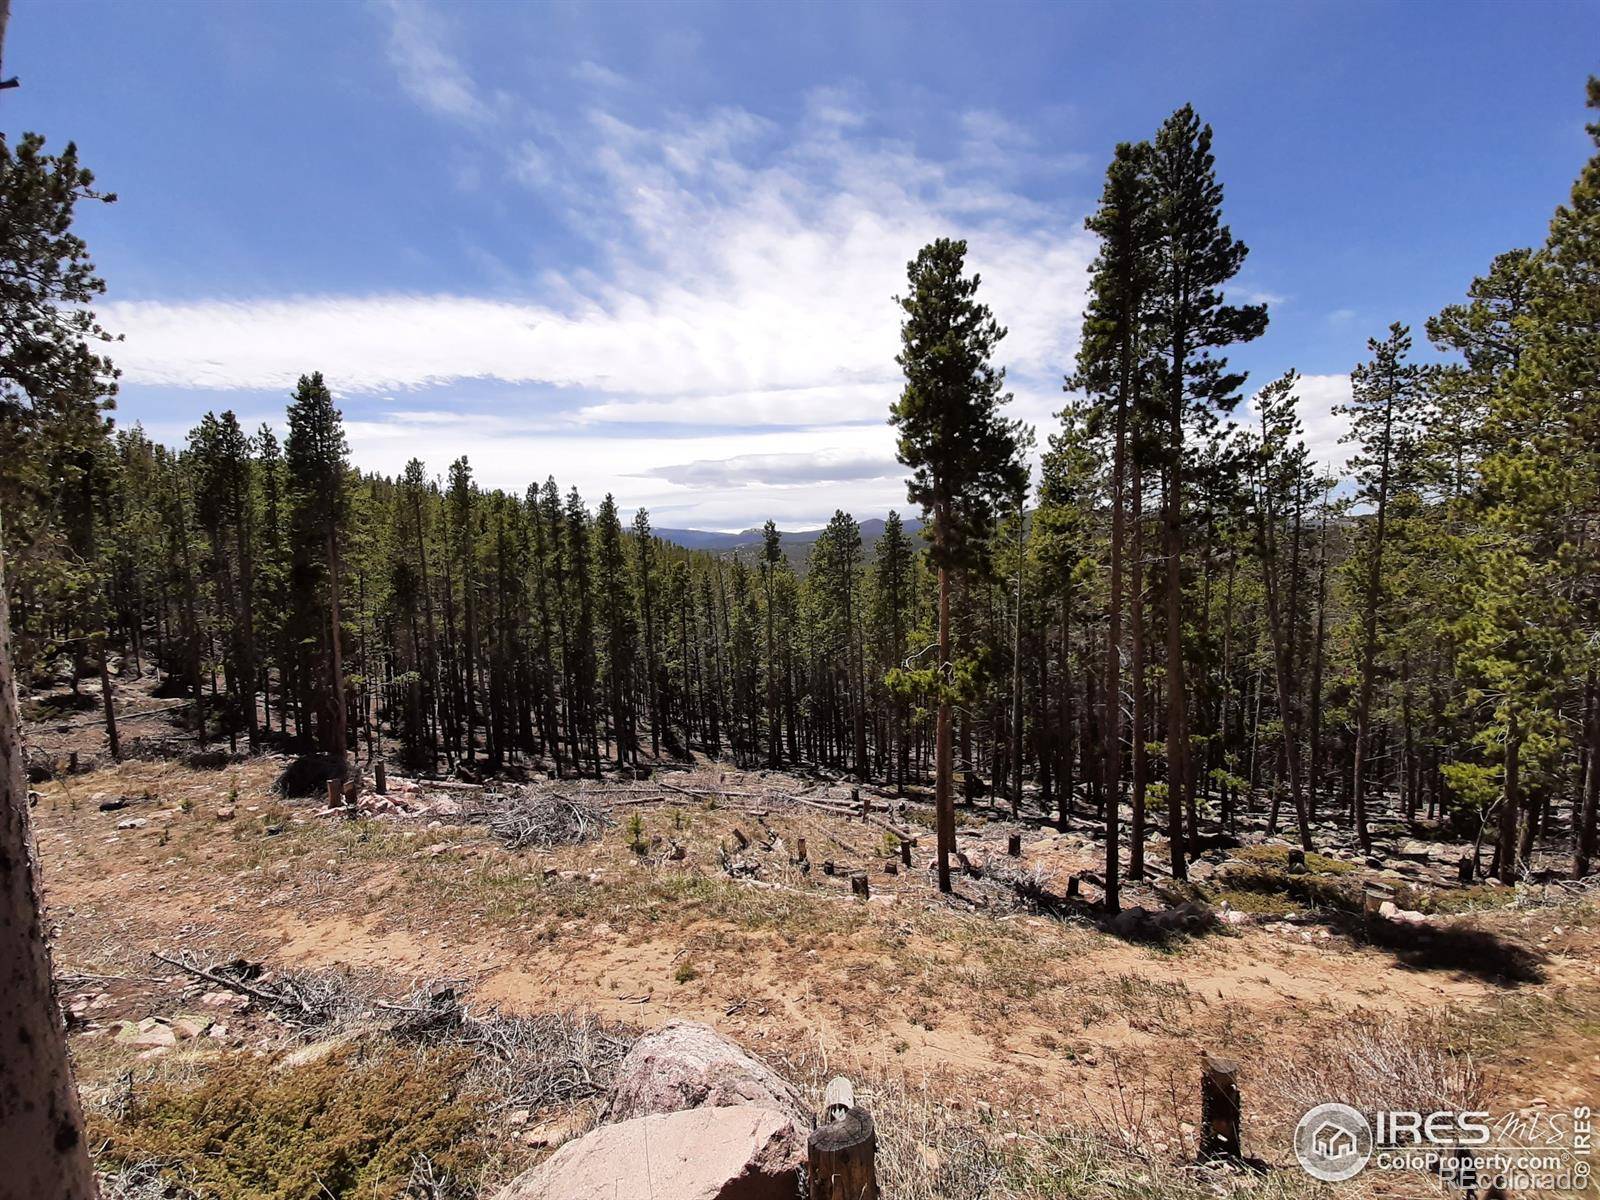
[171,1014,212,1040]
[215,806,236,821]
[131,1019,176,1048]
[116,818,148,831]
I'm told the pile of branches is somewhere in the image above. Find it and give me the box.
[154,950,634,1112]
[390,988,633,1112]
[480,788,611,850]
[153,952,367,1028]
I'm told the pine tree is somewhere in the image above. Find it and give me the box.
[1070,138,1158,908]
[1340,325,1428,851]
[285,372,350,761]
[891,237,1027,892]
[1147,105,1268,878]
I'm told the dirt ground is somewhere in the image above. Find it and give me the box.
[22,686,1600,1196]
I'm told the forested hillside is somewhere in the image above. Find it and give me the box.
[4,82,1598,922]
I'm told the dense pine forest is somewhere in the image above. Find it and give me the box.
[5,82,1599,922]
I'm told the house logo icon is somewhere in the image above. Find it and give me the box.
[1294,1103,1373,1182]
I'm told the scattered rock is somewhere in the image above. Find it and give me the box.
[115,818,148,831]
[215,806,236,821]
[1377,900,1429,924]
[96,794,128,812]
[491,1105,802,1200]
[170,1014,212,1040]
[608,1021,808,1131]
[127,1018,176,1048]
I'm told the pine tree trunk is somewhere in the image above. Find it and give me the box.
[327,525,347,762]
[935,506,955,893]
[1498,708,1522,884]
[99,633,119,761]
[1162,468,1188,880]
[1576,672,1598,878]
[1129,467,1148,880]
[0,519,97,1200]
[1351,399,1396,854]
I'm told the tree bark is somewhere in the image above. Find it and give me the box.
[0,520,97,1200]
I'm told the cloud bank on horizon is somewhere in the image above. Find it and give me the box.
[100,0,1352,531]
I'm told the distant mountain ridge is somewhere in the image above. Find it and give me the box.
[654,516,925,567]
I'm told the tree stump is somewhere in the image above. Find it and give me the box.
[796,836,808,864]
[374,761,387,795]
[326,778,341,808]
[1458,854,1473,884]
[1199,1053,1242,1161]
[850,871,869,899]
[1007,832,1022,857]
[1363,881,1394,918]
[900,836,912,867]
[808,1106,877,1200]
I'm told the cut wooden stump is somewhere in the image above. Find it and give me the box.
[808,1102,877,1200]
[1363,881,1395,918]
[374,761,387,795]
[850,872,869,899]
[1007,832,1022,857]
[1199,1052,1242,1161]
[900,837,912,867]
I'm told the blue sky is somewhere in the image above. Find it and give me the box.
[7,0,1597,528]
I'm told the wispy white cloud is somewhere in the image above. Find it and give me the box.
[373,0,492,124]
[108,3,1098,525]
[103,90,1096,424]
[646,447,901,488]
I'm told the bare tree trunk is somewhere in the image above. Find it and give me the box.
[1497,708,1521,884]
[0,519,97,1200]
[1577,672,1598,879]
[935,503,954,894]
[1010,501,1025,819]
[98,632,118,761]
[1129,467,1148,880]
[327,526,347,762]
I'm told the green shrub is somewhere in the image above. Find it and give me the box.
[91,1043,487,1199]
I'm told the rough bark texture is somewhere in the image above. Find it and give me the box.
[0,536,96,1200]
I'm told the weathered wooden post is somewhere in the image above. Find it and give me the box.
[809,1077,877,1200]
[374,761,387,795]
[900,836,912,868]
[850,871,869,899]
[1007,831,1022,857]
[1199,1052,1242,1160]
